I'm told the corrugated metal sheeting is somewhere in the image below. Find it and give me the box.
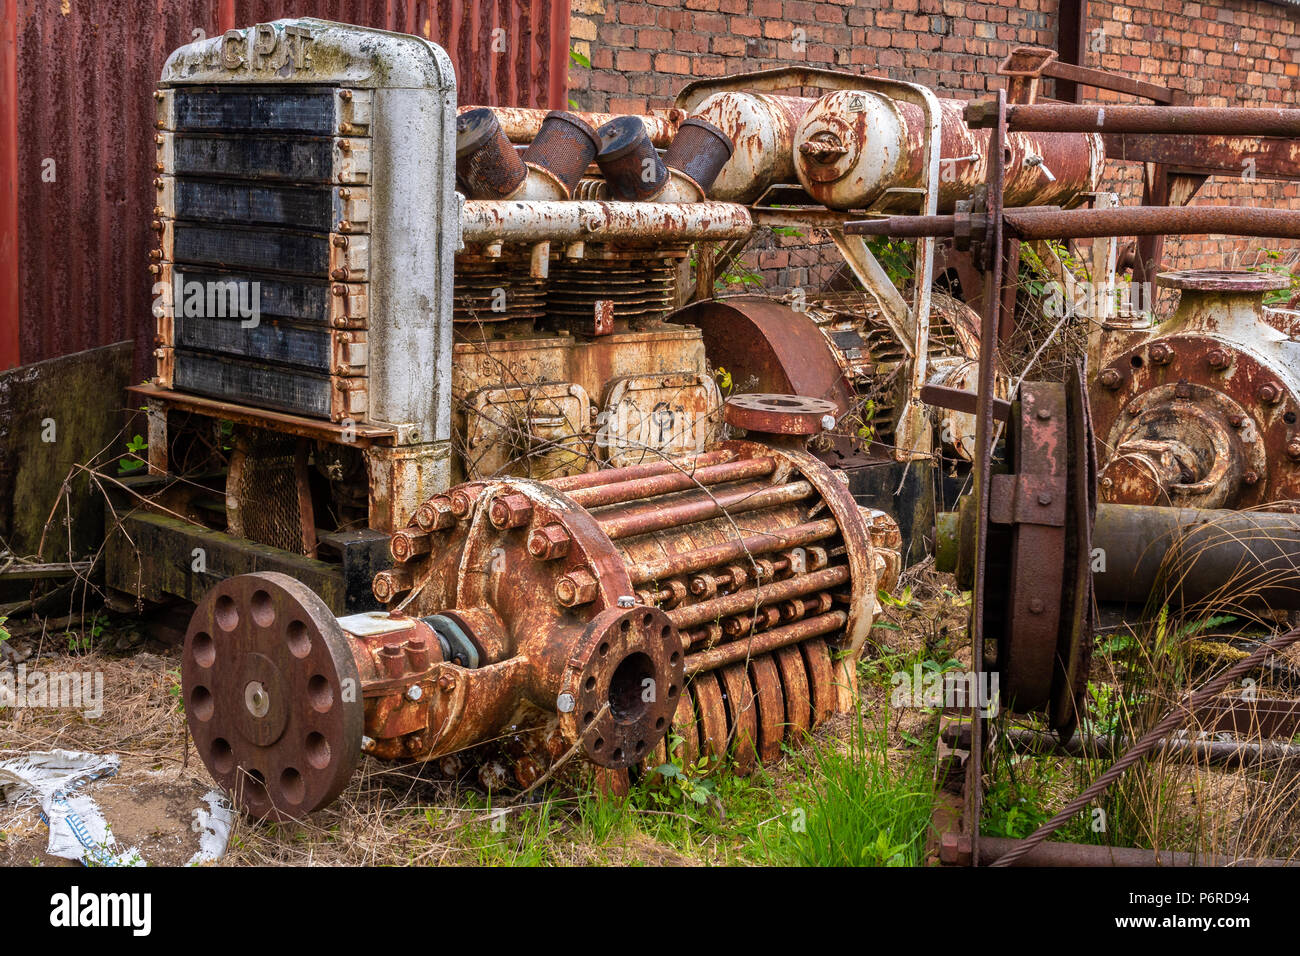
[1,0,570,373]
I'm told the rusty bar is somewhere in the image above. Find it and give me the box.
[670,565,849,631]
[683,610,847,675]
[460,200,754,244]
[1103,133,1300,181]
[849,207,1300,241]
[945,834,1290,867]
[597,480,815,540]
[0,0,17,368]
[983,103,1300,136]
[461,105,681,148]
[920,384,1012,423]
[1040,60,1180,105]
[627,517,840,586]
[944,723,1300,770]
[567,457,776,509]
[548,450,738,492]
[127,384,397,448]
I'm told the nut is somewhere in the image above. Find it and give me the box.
[489,492,534,529]
[1206,348,1232,370]
[1243,470,1259,486]
[415,496,456,531]
[528,523,571,560]
[555,569,599,607]
[1099,368,1123,389]
[1258,381,1284,405]
[1148,342,1175,365]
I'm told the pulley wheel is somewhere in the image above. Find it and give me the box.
[182,572,363,821]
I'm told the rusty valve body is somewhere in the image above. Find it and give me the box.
[182,427,899,820]
[1093,270,1300,510]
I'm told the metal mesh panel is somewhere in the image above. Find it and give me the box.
[226,427,315,555]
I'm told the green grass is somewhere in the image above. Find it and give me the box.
[759,715,937,866]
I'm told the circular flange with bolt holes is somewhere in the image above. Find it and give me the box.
[556,605,685,770]
[182,572,363,821]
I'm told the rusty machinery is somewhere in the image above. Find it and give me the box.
[111,21,1110,626]
[110,19,1300,827]
[852,85,1300,865]
[183,403,901,818]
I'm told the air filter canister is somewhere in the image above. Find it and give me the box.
[522,111,600,197]
[662,117,734,197]
[456,108,528,199]
[596,116,669,201]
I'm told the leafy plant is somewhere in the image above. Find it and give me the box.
[118,434,148,475]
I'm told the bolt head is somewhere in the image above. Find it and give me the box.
[489,492,534,529]
[1206,348,1231,370]
[406,684,424,702]
[1149,342,1175,365]
[617,595,635,608]
[1258,381,1284,405]
[1099,368,1122,389]
[820,414,836,431]
[556,693,575,714]
[1287,440,1300,461]
[556,569,599,607]
[527,523,571,560]
[1243,470,1260,486]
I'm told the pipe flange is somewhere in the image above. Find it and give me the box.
[182,572,363,822]
[725,393,838,436]
[556,605,685,770]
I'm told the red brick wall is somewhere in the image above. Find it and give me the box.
[569,0,1300,282]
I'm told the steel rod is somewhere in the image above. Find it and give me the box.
[627,518,840,586]
[670,565,849,631]
[567,457,776,509]
[683,610,847,675]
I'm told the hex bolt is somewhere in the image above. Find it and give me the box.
[617,595,636,608]
[406,684,424,702]
[361,736,376,751]
[1036,407,1052,421]
[820,414,836,431]
[1229,414,1245,428]
[488,492,534,529]
[1287,439,1300,462]
[527,523,571,560]
[1099,368,1123,389]
[555,569,599,607]
[437,673,456,691]
[1206,348,1231,370]
[449,489,477,519]
[1243,471,1260,486]
[1148,342,1175,365]
[1037,492,1053,506]
[415,497,456,532]
[1258,381,1284,405]
[556,693,576,714]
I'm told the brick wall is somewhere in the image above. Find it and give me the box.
[569,0,1300,285]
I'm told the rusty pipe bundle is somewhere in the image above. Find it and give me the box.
[180,440,898,820]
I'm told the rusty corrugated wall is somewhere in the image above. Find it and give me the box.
[1,1,570,374]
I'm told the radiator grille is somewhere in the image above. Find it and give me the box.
[154,84,371,421]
